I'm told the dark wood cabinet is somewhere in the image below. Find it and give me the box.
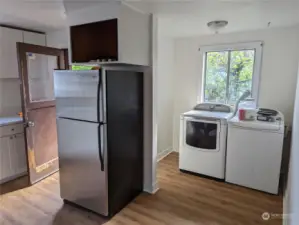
[71,19,118,63]
[68,4,151,66]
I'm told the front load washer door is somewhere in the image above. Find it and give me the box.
[184,117,221,152]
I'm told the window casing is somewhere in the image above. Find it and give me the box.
[200,42,263,106]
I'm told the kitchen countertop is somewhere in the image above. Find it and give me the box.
[0,117,24,127]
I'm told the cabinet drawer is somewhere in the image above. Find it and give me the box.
[0,124,24,137]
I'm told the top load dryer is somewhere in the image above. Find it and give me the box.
[179,103,233,179]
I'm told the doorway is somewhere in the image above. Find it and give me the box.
[17,43,66,184]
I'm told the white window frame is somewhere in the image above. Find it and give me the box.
[200,41,263,106]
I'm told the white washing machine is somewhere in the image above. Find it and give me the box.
[225,112,284,194]
[179,103,233,179]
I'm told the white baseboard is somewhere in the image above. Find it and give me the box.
[151,182,159,194]
[144,181,159,194]
[157,147,173,162]
[143,148,173,195]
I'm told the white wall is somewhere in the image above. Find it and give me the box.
[285,62,299,225]
[46,29,68,49]
[118,4,151,66]
[46,28,69,67]
[157,37,174,156]
[173,26,299,151]
[156,23,175,157]
[66,2,120,27]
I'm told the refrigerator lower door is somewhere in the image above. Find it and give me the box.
[56,118,108,216]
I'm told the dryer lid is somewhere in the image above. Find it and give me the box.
[183,110,233,122]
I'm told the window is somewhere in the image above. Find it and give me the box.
[201,42,262,105]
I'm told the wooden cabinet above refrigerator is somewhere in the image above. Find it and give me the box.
[68,3,151,66]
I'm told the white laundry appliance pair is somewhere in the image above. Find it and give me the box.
[180,103,284,194]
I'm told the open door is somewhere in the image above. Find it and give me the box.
[17,43,65,184]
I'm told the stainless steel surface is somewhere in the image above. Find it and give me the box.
[54,66,144,216]
[54,70,102,122]
[57,118,108,216]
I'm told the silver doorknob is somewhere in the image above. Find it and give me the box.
[27,121,35,127]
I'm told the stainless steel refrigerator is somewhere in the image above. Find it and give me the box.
[53,66,144,217]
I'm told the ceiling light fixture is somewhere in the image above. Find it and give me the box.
[207,20,228,34]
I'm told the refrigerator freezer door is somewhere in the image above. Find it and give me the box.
[57,118,108,216]
[54,70,103,122]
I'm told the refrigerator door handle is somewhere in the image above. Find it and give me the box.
[101,69,107,124]
[98,123,104,171]
[97,70,102,123]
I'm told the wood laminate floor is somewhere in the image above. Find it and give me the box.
[0,152,282,225]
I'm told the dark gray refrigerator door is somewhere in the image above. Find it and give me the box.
[53,70,103,122]
[57,118,108,216]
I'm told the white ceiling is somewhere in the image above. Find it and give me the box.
[0,0,119,32]
[0,0,67,32]
[129,0,299,37]
[0,0,298,36]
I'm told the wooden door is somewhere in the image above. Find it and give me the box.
[17,43,64,184]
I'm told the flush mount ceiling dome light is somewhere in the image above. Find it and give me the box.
[207,20,228,34]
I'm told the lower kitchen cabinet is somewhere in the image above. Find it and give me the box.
[0,132,27,184]
[0,136,11,181]
[10,133,27,176]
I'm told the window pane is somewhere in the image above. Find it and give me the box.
[228,50,255,104]
[204,51,228,103]
[27,53,57,102]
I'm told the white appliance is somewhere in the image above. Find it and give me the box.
[225,112,284,194]
[179,103,233,179]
